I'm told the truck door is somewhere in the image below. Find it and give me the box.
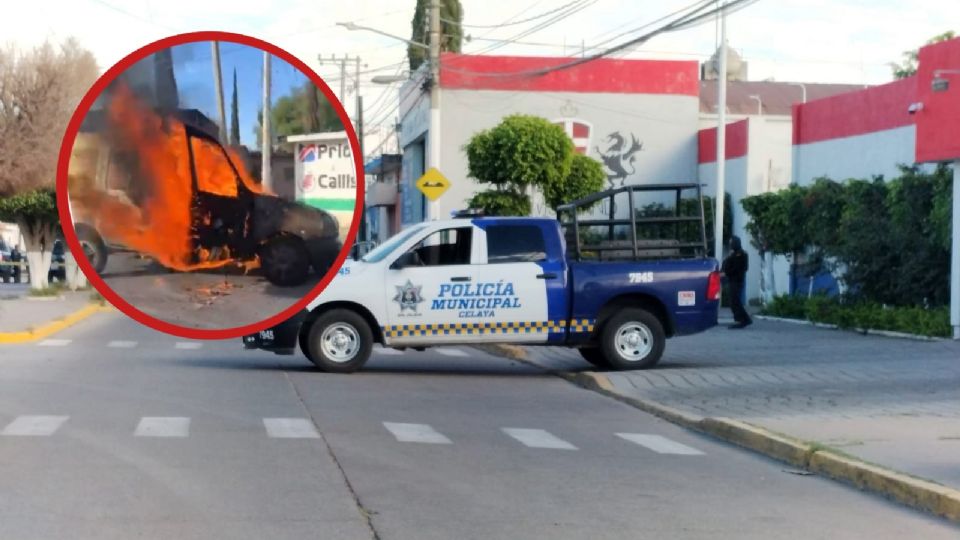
[384,225,482,345]
[480,222,565,344]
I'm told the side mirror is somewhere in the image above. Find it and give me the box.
[390,251,421,270]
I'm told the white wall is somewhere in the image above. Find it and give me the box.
[793,125,917,185]
[437,89,700,218]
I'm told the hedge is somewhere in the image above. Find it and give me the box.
[762,295,951,338]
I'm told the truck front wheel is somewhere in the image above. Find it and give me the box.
[76,223,108,274]
[305,309,373,373]
[261,236,310,287]
[600,308,665,370]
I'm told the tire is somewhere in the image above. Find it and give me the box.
[76,224,107,274]
[599,308,666,370]
[261,236,310,287]
[305,309,373,373]
[578,347,610,369]
[299,327,315,363]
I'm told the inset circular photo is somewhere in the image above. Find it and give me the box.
[57,32,362,338]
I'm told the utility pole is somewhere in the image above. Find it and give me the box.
[952,160,960,339]
[357,94,366,244]
[427,0,441,221]
[714,3,728,269]
[262,51,272,192]
[211,41,227,144]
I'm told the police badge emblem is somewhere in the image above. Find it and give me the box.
[393,280,424,313]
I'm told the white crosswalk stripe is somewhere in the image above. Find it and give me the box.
[135,417,190,437]
[174,342,203,350]
[37,339,71,347]
[108,340,138,348]
[375,347,403,355]
[616,433,704,455]
[435,348,469,357]
[1,415,69,436]
[502,428,578,450]
[263,418,320,439]
[383,422,452,444]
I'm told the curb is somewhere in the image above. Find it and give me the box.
[485,344,960,524]
[755,315,945,342]
[0,303,113,344]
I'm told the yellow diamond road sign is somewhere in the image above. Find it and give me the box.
[415,168,451,201]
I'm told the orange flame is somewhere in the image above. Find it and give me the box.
[70,84,273,272]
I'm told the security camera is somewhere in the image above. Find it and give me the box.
[907,102,924,114]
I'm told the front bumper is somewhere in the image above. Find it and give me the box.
[242,309,308,354]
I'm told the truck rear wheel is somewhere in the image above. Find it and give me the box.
[305,309,372,373]
[261,236,310,287]
[578,347,609,369]
[76,223,107,274]
[600,308,665,370]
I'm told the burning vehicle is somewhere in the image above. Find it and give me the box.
[67,85,344,287]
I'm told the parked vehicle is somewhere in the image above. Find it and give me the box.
[243,184,721,372]
[0,238,13,283]
[48,239,66,283]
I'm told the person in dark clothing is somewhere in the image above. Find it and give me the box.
[10,244,22,284]
[721,235,752,329]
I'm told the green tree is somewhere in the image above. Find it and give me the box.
[464,114,573,215]
[541,153,605,210]
[890,30,955,79]
[230,68,240,146]
[254,82,343,148]
[0,39,98,290]
[408,0,464,71]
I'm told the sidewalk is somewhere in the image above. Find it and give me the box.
[521,319,960,493]
[0,285,105,339]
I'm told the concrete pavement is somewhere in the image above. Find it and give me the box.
[0,311,957,538]
[519,318,960,495]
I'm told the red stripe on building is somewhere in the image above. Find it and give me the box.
[915,37,960,163]
[698,119,749,163]
[439,53,699,96]
[792,77,916,145]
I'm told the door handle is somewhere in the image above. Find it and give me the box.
[450,276,471,282]
[536,273,557,279]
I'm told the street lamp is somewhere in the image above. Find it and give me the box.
[336,22,429,50]
[748,94,762,115]
[788,82,807,104]
[371,73,411,85]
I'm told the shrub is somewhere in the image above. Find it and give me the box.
[761,294,950,338]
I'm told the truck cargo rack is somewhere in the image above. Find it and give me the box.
[556,183,709,262]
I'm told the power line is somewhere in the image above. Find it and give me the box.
[441,0,759,79]
[464,0,599,56]
[442,0,582,29]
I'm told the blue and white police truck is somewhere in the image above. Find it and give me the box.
[243,183,722,372]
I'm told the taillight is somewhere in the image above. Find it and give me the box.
[707,271,721,301]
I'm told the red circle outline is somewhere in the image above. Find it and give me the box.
[56,31,364,340]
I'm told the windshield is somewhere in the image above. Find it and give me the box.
[360,224,428,263]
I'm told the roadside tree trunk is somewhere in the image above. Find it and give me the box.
[19,218,57,290]
[64,250,87,290]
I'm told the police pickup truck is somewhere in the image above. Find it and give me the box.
[243,183,721,372]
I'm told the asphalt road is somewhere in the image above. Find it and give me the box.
[0,312,957,539]
[99,251,320,330]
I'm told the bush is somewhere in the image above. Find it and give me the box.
[761,294,950,338]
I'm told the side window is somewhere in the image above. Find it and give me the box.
[486,225,547,263]
[190,136,239,197]
[408,227,473,266]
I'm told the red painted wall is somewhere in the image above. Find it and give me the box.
[698,119,749,163]
[439,53,699,96]
[915,37,960,163]
[792,78,916,145]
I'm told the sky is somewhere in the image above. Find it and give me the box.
[5,0,959,153]
[165,42,309,147]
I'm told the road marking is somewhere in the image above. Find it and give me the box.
[108,340,138,348]
[37,339,71,347]
[1,415,69,436]
[174,342,203,350]
[263,418,320,439]
[502,428,577,450]
[435,348,469,357]
[383,422,452,444]
[135,417,190,438]
[616,433,705,455]
[375,348,403,355]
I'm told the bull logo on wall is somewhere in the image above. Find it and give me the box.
[596,132,643,188]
